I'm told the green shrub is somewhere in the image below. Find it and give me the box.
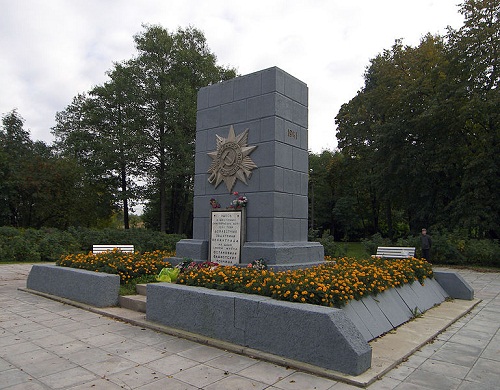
[66,227,184,253]
[360,230,498,267]
[37,229,80,261]
[361,233,392,256]
[315,234,348,257]
[0,226,184,263]
[0,235,40,262]
[463,239,499,267]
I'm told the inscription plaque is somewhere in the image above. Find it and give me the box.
[210,210,243,265]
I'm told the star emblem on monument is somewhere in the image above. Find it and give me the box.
[207,125,258,192]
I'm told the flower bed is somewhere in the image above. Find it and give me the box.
[56,249,173,284]
[55,251,433,308]
[177,257,433,307]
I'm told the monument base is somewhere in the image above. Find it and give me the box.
[170,239,324,270]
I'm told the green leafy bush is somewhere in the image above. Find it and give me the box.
[316,234,348,257]
[67,227,184,253]
[0,226,184,263]
[361,233,392,256]
[360,230,499,267]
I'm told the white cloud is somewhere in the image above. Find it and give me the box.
[0,0,464,151]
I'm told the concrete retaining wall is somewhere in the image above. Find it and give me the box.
[26,264,120,307]
[146,283,372,375]
[343,278,450,341]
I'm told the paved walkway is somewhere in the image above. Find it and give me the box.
[1,264,499,389]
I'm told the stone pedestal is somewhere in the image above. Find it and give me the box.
[174,66,323,268]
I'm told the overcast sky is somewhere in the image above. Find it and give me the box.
[1,0,464,153]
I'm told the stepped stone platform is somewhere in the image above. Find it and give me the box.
[24,264,474,377]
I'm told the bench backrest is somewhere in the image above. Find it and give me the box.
[376,246,415,259]
[92,245,134,254]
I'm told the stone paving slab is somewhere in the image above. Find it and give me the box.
[2,264,499,389]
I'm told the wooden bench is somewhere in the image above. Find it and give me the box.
[92,245,134,254]
[374,246,415,259]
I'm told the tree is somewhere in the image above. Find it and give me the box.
[1,110,88,228]
[335,0,499,240]
[445,0,500,238]
[52,95,118,226]
[86,63,147,229]
[0,109,33,226]
[133,25,236,233]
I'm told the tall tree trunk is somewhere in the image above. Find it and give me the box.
[159,121,167,233]
[386,199,393,240]
[121,163,129,229]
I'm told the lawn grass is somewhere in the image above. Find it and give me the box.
[345,242,369,259]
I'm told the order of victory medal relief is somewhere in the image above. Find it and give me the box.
[207,125,258,192]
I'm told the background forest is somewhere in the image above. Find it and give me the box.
[1,1,498,265]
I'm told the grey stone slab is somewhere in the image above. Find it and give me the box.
[69,378,135,389]
[204,374,268,390]
[38,366,98,389]
[258,166,276,191]
[177,345,228,363]
[242,241,324,265]
[26,265,119,307]
[283,168,301,194]
[84,356,138,377]
[175,239,208,261]
[284,70,308,105]
[395,284,422,313]
[465,357,500,386]
[206,82,222,106]
[373,288,414,328]
[292,146,308,170]
[197,86,209,110]
[274,371,337,390]
[1,368,36,389]
[283,218,302,241]
[204,353,258,373]
[237,361,294,385]
[262,66,285,95]
[361,295,394,336]
[292,195,308,219]
[147,283,371,376]
[220,100,247,126]
[173,364,228,389]
[432,342,483,367]
[405,368,462,389]
[434,270,475,300]
[275,141,293,168]
[291,99,308,128]
[258,218,284,242]
[247,93,276,121]
[408,281,441,312]
[341,301,374,341]
[234,70,262,101]
[107,364,164,389]
[197,106,221,130]
[274,192,293,218]
[420,358,470,380]
[22,355,77,377]
[426,276,449,301]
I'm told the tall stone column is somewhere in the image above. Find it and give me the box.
[175,66,324,268]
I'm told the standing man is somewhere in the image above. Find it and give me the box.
[421,228,432,261]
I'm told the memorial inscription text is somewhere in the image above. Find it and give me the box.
[210,210,242,265]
